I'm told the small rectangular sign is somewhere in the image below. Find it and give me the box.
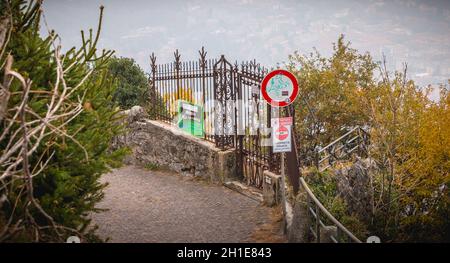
[271,117,292,153]
[177,100,204,137]
[278,117,292,126]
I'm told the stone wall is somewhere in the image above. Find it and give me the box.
[114,107,236,183]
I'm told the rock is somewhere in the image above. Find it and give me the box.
[334,158,375,221]
[124,105,146,122]
[287,193,309,243]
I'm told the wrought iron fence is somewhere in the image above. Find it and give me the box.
[149,48,280,188]
[149,48,218,142]
[234,59,281,186]
[149,48,366,242]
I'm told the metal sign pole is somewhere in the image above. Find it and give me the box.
[280,152,287,224]
[261,69,299,232]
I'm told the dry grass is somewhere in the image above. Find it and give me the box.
[248,205,287,243]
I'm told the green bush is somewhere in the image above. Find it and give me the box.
[0,0,126,242]
[305,169,368,240]
[108,56,149,109]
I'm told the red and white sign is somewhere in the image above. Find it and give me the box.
[261,70,299,107]
[275,125,289,141]
[271,117,292,153]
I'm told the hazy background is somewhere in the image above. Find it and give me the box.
[41,0,450,93]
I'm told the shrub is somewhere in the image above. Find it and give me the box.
[0,0,126,242]
[108,56,149,109]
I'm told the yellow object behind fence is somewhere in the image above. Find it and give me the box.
[162,87,196,114]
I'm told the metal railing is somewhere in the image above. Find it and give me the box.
[300,177,362,243]
[301,126,369,242]
[315,126,369,172]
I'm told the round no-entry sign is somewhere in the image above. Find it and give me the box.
[275,125,289,141]
[261,69,299,107]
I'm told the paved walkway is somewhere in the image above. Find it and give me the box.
[91,166,285,243]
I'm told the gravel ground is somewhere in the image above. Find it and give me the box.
[91,166,284,243]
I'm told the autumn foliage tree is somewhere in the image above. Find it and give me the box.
[287,35,376,164]
[366,68,450,241]
[288,35,450,242]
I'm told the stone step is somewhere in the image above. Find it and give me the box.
[223,181,264,202]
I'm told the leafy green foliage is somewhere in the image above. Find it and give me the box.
[108,56,149,109]
[305,168,368,240]
[0,0,126,241]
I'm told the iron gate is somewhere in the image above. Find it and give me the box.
[150,48,280,188]
[212,55,236,150]
[149,48,366,242]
